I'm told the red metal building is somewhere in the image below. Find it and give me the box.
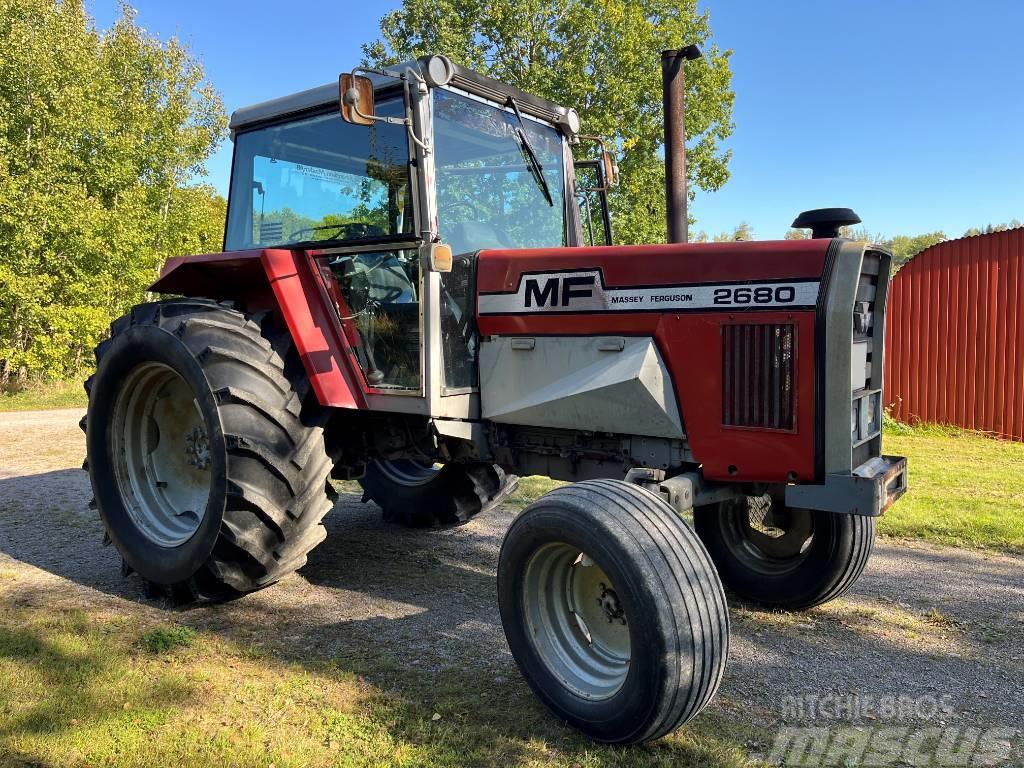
[884,228,1024,440]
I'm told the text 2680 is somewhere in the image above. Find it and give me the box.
[712,285,797,305]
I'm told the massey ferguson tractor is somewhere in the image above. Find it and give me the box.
[82,50,907,744]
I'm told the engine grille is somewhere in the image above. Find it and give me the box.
[722,323,796,431]
[852,250,885,468]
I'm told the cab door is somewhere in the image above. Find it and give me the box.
[573,159,613,246]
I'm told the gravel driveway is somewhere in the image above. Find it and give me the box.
[1,409,1021,763]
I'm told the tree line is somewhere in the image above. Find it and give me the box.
[2,0,1014,383]
[696,220,1023,271]
[0,0,225,385]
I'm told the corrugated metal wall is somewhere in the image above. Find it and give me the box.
[884,228,1024,440]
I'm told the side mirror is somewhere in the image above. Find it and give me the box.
[340,73,375,126]
[601,150,620,188]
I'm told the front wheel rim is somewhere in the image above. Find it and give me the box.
[523,543,631,700]
[111,362,212,548]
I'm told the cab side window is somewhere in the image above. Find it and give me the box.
[322,249,420,390]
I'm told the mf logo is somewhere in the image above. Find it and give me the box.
[524,274,597,308]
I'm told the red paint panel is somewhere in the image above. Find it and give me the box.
[149,250,269,301]
[1007,239,1022,438]
[481,308,817,484]
[261,249,366,410]
[884,229,1024,441]
[659,311,818,483]
[477,239,830,293]
[477,239,832,482]
[152,249,367,410]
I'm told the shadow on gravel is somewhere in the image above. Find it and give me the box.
[2,468,1023,764]
[0,471,752,766]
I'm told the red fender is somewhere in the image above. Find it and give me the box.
[151,249,366,409]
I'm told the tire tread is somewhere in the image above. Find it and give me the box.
[85,298,335,600]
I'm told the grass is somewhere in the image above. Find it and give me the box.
[879,422,1024,553]
[0,378,87,412]
[0,404,1020,765]
[142,625,198,654]
[0,589,756,768]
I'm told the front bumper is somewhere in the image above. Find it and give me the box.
[785,455,907,517]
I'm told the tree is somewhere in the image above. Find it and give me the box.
[0,0,226,382]
[884,232,945,269]
[691,221,752,242]
[784,225,944,270]
[963,219,1022,237]
[363,0,734,246]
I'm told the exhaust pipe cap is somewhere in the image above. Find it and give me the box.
[792,207,862,239]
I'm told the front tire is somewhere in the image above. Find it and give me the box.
[497,480,729,744]
[693,494,876,610]
[83,299,335,601]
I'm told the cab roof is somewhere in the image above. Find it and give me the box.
[229,55,577,136]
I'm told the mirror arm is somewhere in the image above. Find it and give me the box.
[346,65,432,155]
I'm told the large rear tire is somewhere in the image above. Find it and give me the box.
[359,460,516,527]
[82,298,335,601]
[497,480,729,744]
[693,494,875,610]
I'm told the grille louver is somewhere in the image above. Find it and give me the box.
[722,323,796,431]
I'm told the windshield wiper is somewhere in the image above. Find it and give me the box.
[507,97,554,207]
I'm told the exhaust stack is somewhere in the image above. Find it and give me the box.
[662,45,702,244]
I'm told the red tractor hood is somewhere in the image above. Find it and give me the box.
[475,238,835,485]
[475,239,830,298]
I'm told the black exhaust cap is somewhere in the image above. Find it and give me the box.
[792,207,862,239]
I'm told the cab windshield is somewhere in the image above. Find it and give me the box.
[224,99,413,250]
[433,89,566,254]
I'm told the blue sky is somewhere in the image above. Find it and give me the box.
[91,0,1023,240]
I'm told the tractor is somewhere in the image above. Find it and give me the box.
[81,49,907,744]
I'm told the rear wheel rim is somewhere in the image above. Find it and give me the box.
[111,362,211,548]
[722,496,815,575]
[523,543,631,700]
[374,459,440,486]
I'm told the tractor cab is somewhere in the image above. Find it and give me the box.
[222,55,605,414]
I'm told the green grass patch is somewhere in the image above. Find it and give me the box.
[0,597,757,767]
[142,625,198,653]
[507,475,564,506]
[880,423,1024,553]
[0,378,88,412]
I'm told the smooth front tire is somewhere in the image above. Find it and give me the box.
[497,479,729,744]
[359,459,516,527]
[693,495,876,610]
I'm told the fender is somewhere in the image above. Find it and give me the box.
[151,250,366,410]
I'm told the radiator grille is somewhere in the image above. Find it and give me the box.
[722,323,796,430]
